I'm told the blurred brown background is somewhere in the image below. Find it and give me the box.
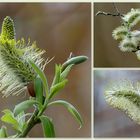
[94,70,140,137]
[0,3,91,137]
[94,3,140,67]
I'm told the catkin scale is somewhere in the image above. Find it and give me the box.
[27,82,35,97]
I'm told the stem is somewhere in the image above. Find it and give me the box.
[95,11,123,17]
[18,99,49,137]
[37,99,48,117]
[17,108,40,138]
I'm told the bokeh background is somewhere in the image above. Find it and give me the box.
[94,3,140,67]
[0,3,91,137]
[94,70,140,137]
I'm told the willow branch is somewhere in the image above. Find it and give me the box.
[95,3,124,17]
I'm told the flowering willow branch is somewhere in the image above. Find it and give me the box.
[96,4,140,125]
[96,4,140,59]
[0,16,88,138]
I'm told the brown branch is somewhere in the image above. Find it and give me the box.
[95,11,123,17]
[95,3,124,17]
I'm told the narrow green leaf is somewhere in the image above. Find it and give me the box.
[17,111,25,124]
[29,61,49,98]
[16,111,26,131]
[60,64,73,81]
[49,80,68,100]
[39,115,55,137]
[14,100,38,116]
[51,64,61,86]
[62,56,88,71]
[34,77,44,105]
[0,126,8,138]
[48,100,83,128]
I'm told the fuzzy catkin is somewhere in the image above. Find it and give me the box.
[1,16,16,40]
[112,8,140,54]
[105,81,140,124]
[0,16,47,96]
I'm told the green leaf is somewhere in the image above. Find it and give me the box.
[34,77,44,105]
[48,100,83,128]
[62,56,88,71]
[16,111,26,131]
[39,115,55,137]
[14,100,39,116]
[17,111,25,124]
[60,64,73,81]
[1,109,19,131]
[0,126,8,138]
[29,60,49,98]
[51,64,61,86]
[1,109,17,124]
[49,80,68,100]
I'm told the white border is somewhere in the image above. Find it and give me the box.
[94,68,140,70]
[94,0,140,2]
[0,0,92,2]
[91,1,93,139]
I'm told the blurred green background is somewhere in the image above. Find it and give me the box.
[94,3,140,67]
[94,70,140,137]
[0,3,91,137]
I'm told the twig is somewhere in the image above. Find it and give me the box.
[95,3,124,17]
[95,11,123,17]
[113,3,120,14]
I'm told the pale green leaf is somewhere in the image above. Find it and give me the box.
[48,100,83,128]
[51,64,61,86]
[16,111,26,131]
[1,109,19,131]
[14,100,39,116]
[1,109,17,124]
[16,111,25,124]
[49,80,68,99]
[60,64,73,81]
